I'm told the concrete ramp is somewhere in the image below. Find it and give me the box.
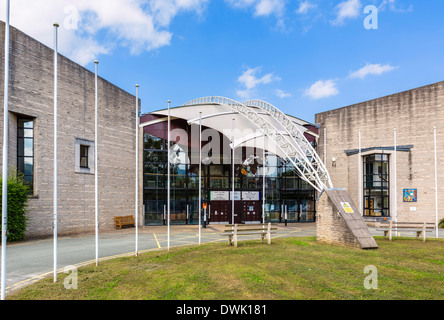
[317,188,378,250]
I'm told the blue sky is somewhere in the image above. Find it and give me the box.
[2,0,444,123]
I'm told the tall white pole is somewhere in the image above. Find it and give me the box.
[135,85,139,256]
[262,137,266,224]
[394,128,397,223]
[434,127,439,238]
[358,129,362,215]
[53,23,59,283]
[198,112,202,244]
[1,0,10,301]
[94,60,99,266]
[231,119,235,225]
[167,100,171,251]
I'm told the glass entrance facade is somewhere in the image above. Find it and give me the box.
[143,122,316,225]
[363,154,390,217]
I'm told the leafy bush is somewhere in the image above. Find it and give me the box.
[0,168,29,242]
[439,218,444,229]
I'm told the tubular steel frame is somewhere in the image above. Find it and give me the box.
[182,96,333,193]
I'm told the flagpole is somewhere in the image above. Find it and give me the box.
[135,84,139,256]
[394,128,397,223]
[53,22,59,283]
[262,136,266,224]
[358,129,362,215]
[198,112,202,245]
[434,127,439,238]
[94,60,99,266]
[1,0,10,301]
[167,100,171,251]
[231,119,235,225]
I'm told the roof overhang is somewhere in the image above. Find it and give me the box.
[145,103,315,157]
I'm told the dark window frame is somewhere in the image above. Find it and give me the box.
[80,145,89,169]
[17,118,34,192]
[363,154,390,217]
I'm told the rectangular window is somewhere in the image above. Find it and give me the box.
[75,138,95,174]
[17,119,34,192]
[80,145,89,168]
[363,154,390,217]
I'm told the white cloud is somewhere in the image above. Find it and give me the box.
[149,0,209,27]
[349,63,398,79]
[226,0,285,17]
[275,89,292,98]
[332,0,362,25]
[296,1,316,14]
[379,0,413,13]
[236,66,280,99]
[0,0,208,66]
[304,80,339,99]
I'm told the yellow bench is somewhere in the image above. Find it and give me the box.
[114,216,135,229]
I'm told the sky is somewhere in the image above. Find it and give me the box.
[1,0,444,123]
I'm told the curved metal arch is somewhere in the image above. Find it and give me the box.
[244,99,333,189]
[182,96,329,192]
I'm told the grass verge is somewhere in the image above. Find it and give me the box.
[7,237,444,300]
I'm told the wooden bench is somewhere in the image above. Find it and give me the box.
[114,216,135,229]
[376,221,436,242]
[220,223,278,247]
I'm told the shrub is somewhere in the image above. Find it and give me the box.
[0,168,29,242]
[439,218,444,229]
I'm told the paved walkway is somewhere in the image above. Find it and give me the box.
[2,223,317,295]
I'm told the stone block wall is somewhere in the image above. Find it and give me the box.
[316,81,444,225]
[316,192,361,248]
[0,22,139,238]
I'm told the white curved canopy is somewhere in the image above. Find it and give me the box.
[145,97,332,192]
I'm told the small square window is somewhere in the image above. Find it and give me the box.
[75,138,94,174]
[80,145,89,168]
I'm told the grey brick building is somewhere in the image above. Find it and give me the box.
[0,22,138,238]
[316,81,444,226]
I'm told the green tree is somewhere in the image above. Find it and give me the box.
[0,167,29,243]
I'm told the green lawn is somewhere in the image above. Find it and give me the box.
[8,237,444,300]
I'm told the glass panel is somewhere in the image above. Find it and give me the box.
[210,177,229,189]
[144,150,164,163]
[80,145,88,157]
[23,129,33,138]
[265,189,280,201]
[24,175,33,186]
[24,158,33,176]
[301,179,313,190]
[145,189,164,200]
[23,139,33,157]
[233,177,241,189]
[285,178,299,189]
[80,157,88,168]
[144,133,164,150]
[170,174,186,188]
[210,165,224,176]
[144,163,164,175]
[80,145,88,168]
[188,176,200,189]
[17,157,24,172]
[17,139,24,157]
[266,177,279,189]
[246,177,260,189]
[144,174,164,188]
